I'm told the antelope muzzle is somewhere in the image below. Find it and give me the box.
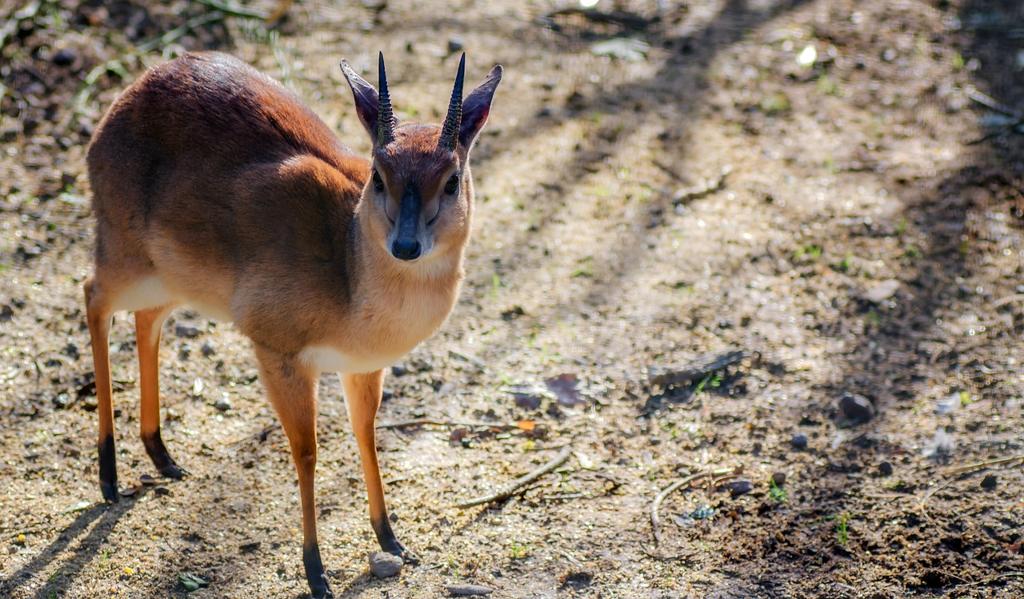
[391,183,422,261]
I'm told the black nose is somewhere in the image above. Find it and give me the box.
[391,238,421,261]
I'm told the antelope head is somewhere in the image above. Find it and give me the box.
[341,53,502,266]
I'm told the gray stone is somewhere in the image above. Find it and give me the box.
[838,393,875,425]
[863,279,900,303]
[213,395,232,412]
[368,551,402,578]
[175,324,201,339]
[725,480,753,497]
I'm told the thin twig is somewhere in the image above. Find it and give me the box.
[943,454,1024,476]
[545,7,652,29]
[539,492,586,501]
[966,87,1022,118]
[650,466,736,547]
[964,88,1024,145]
[455,446,573,508]
[671,166,731,205]
[992,294,1024,309]
[193,0,268,20]
[647,350,746,388]
[377,418,518,430]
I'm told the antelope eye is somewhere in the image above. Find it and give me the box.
[444,173,460,195]
[372,170,385,193]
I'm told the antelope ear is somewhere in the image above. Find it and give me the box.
[340,60,379,141]
[459,65,503,151]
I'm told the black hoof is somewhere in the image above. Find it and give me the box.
[303,543,333,599]
[382,539,418,565]
[100,480,120,503]
[143,430,185,479]
[393,545,419,566]
[158,462,187,480]
[374,515,418,564]
[99,434,118,503]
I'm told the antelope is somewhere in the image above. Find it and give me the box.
[83,51,501,597]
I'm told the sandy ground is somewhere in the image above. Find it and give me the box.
[1,0,1023,597]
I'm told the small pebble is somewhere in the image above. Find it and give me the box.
[771,472,786,486]
[368,551,403,578]
[878,461,893,477]
[52,393,71,409]
[447,37,465,54]
[140,474,156,486]
[838,393,875,425]
[725,480,753,497]
[923,428,955,460]
[214,395,232,412]
[934,392,961,415]
[52,47,76,66]
[174,324,201,339]
[790,433,808,450]
[200,341,216,357]
[447,583,493,596]
[508,385,545,410]
[980,474,997,490]
[863,279,900,303]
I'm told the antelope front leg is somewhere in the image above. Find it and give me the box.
[254,346,333,599]
[342,371,417,563]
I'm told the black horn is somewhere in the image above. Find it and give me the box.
[437,53,465,151]
[377,52,396,146]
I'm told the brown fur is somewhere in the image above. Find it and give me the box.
[83,51,499,596]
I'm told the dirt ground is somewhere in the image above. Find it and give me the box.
[1,0,1023,597]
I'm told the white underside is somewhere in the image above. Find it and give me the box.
[111,276,174,312]
[112,276,398,375]
[297,345,397,375]
[111,275,233,321]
